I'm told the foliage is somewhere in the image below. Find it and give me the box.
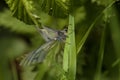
[0,0,120,80]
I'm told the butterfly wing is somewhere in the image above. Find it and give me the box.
[35,26,58,42]
[41,27,58,41]
[20,26,67,66]
[20,41,55,66]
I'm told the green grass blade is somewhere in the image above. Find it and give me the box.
[109,7,120,80]
[94,26,106,80]
[76,0,115,54]
[63,15,76,80]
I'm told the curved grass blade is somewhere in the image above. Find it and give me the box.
[77,1,116,54]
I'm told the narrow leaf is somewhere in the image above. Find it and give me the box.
[63,15,76,80]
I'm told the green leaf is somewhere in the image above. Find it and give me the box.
[0,10,36,34]
[40,0,69,18]
[63,15,76,80]
[5,0,37,24]
[5,0,71,25]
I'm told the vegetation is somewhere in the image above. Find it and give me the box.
[0,0,120,80]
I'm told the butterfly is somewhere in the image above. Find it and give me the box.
[20,26,67,66]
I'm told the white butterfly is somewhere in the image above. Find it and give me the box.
[20,26,67,66]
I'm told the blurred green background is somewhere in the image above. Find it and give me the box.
[0,0,120,80]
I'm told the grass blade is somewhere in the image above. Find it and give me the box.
[94,26,106,80]
[63,14,76,80]
[109,7,120,80]
[76,1,115,54]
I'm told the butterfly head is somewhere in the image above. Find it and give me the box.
[54,27,67,41]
